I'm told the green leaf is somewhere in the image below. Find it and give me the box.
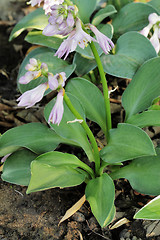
[33,151,94,177]
[112,2,158,37]
[122,57,160,119]
[100,123,156,164]
[9,8,48,41]
[148,0,160,14]
[27,161,86,194]
[25,30,63,49]
[44,93,94,162]
[17,47,76,93]
[110,148,160,196]
[85,173,115,227]
[134,195,160,220]
[92,5,117,26]
[107,0,133,11]
[2,149,37,186]
[126,110,160,128]
[0,123,65,157]
[72,0,97,23]
[101,31,157,79]
[66,78,106,133]
[74,31,157,78]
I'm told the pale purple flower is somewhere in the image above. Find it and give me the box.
[48,89,64,125]
[19,70,41,84]
[25,58,38,71]
[150,26,160,53]
[1,153,11,163]
[43,0,64,14]
[140,13,160,53]
[27,0,43,7]
[55,19,95,59]
[43,4,76,36]
[17,83,48,108]
[41,63,48,72]
[48,72,66,90]
[89,24,114,54]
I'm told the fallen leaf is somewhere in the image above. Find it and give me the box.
[59,195,86,225]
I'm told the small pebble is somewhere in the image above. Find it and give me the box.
[72,212,85,223]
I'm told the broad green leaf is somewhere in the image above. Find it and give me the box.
[74,32,157,78]
[148,0,160,14]
[72,0,97,23]
[34,151,94,177]
[85,173,115,227]
[107,0,133,11]
[126,110,160,128]
[9,8,48,41]
[2,149,37,186]
[66,78,106,133]
[44,93,94,162]
[112,2,158,37]
[101,31,157,79]
[134,195,160,220]
[27,161,86,194]
[100,123,156,164]
[110,148,160,196]
[25,30,63,49]
[17,47,76,93]
[122,57,160,119]
[92,5,117,26]
[0,123,65,157]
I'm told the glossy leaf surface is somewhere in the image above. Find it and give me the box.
[27,161,86,194]
[44,93,94,162]
[25,30,63,49]
[72,0,97,23]
[9,8,48,41]
[110,148,160,196]
[126,110,160,128]
[2,149,37,186]
[85,173,115,227]
[66,78,106,133]
[0,123,64,157]
[92,5,117,26]
[122,57,160,119]
[134,195,160,220]
[112,2,158,37]
[100,123,156,164]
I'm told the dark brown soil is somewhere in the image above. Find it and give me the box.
[0,1,160,240]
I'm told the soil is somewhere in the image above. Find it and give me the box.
[0,1,160,240]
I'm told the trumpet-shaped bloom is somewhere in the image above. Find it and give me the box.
[19,70,41,84]
[25,58,39,71]
[17,83,48,108]
[55,18,95,59]
[48,72,66,90]
[89,24,114,54]
[48,89,64,125]
[140,13,160,53]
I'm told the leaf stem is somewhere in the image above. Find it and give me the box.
[89,42,112,142]
[63,92,100,176]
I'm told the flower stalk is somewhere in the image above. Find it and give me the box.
[89,41,112,142]
[63,92,100,176]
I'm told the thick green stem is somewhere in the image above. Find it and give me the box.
[63,92,100,176]
[89,42,112,142]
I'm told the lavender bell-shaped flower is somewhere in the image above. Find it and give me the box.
[89,24,114,54]
[55,18,95,59]
[19,71,41,84]
[43,4,75,36]
[48,89,64,125]
[43,0,64,14]
[17,83,48,108]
